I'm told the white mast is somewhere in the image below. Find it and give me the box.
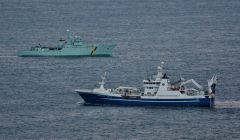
[66,29,71,45]
[155,61,164,81]
[99,72,106,90]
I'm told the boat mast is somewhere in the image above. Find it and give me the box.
[155,61,164,81]
[66,29,71,45]
[99,72,107,90]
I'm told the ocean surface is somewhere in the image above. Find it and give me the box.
[0,0,240,139]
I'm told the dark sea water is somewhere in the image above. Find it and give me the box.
[0,0,240,139]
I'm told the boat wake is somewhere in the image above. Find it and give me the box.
[215,100,240,109]
[0,56,17,58]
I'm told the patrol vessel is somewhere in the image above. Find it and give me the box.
[17,30,116,57]
[75,62,217,107]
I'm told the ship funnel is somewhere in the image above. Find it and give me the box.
[208,75,217,94]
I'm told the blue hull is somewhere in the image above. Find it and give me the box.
[78,92,215,107]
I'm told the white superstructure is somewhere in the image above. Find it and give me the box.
[82,62,216,99]
[75,61,217,107]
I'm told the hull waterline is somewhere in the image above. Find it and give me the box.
[77,91,215,107]
[17,44,116,57]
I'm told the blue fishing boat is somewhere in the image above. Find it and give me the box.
[75,62,217,107]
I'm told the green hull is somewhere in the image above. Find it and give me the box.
[18,31,117,57]
[18,44,116,57]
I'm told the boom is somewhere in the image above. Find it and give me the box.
[180,79,203,90]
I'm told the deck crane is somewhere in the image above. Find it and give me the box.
[180,79,203,90]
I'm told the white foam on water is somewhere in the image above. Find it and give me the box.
[215,100,240,109]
